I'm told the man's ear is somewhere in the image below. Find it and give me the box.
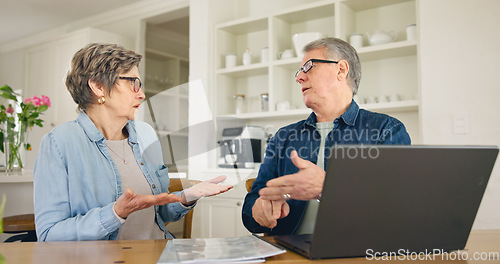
[337,60,349,82]
[88,79,104,97]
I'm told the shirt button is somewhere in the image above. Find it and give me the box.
[141,162,144,165]
[152,184,156,189]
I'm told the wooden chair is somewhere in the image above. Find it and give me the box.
[166,178,200,238]
[2,214,37,242]
[245,178,270,236]
[245,178,256,193]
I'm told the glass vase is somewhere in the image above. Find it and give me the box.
[4,125,27,174]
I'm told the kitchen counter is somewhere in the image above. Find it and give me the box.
[0,169,33,183]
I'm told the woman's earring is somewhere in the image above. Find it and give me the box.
[98,96,106,105]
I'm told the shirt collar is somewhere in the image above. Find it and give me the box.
[125,120,138,144]
[341,99,359,126]
[76,112,138,144]
[303,99,359,129]
[77,112,104,142]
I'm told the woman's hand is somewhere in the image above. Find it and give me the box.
[181,175,233,205]
[114,188,181,219]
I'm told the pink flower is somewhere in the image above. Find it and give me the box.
[41,95,51,107]
[24,97,32,104]
[6,106,14,114]
[31,96,42,107]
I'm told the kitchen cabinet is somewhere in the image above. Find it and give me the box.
[0,170,34,217]
[196,196,250,238]
[142,52,189,170]
[141,13,190,171]
[0,170,34,241]
[212,0,419,141]
[191,169,256,238]
[192,0,420,236]
[143,51,189,136]
[23,27,133,168]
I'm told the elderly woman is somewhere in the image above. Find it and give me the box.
[34,43,231,241]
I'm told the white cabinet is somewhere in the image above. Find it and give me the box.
[191,169,256,238]
[143,51,189,134]
[23,28,132,169]
[142,52,189,170]
[196,196,250,238]
[195,0,420,236]
[213,0,419,142]
[142,17,190,171]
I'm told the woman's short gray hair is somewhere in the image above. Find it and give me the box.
[65,43,142,112]
[303,38,361,95]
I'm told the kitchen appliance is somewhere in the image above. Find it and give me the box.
[218,126,266,168]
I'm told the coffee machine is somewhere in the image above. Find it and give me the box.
[218,126,266,169]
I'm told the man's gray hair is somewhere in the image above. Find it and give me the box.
[303,38,361,95]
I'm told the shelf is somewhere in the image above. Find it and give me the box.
[269,41,416,68]
[145,88,188,99]
[357,40,417,61]
[216,63,268,77]
[213,0,419,131]
[216,17,267,34]
[145,48,188,62]
[156,130,188,137]
[274,0,335,24]
[342,0,414,11]
[272,57,301,69]
[219,108,310,120]
[362,99,419,113]
[269,41,417,65]
[218,100,419,120]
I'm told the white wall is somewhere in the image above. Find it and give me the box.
[419,0,500,228]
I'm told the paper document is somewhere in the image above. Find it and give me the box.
[157,235,285,263]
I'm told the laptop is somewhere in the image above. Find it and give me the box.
[275,145,499,259]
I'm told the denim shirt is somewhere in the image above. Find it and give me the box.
[34,113,191,241]
[242,100,411,235]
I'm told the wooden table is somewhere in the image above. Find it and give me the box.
[0,230,498,263]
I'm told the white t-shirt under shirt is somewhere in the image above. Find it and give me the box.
[106,138,165,240]
[295,121,334,234]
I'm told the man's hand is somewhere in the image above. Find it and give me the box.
[252,197,290,229]
[259,150,325,201]
[115,188,181,219]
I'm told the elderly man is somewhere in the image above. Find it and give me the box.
[242,38,411,235]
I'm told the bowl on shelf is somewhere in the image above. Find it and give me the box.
[366,29,397,46]
[292,32,325,58]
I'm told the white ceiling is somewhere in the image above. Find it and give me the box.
[0,0,146,45]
